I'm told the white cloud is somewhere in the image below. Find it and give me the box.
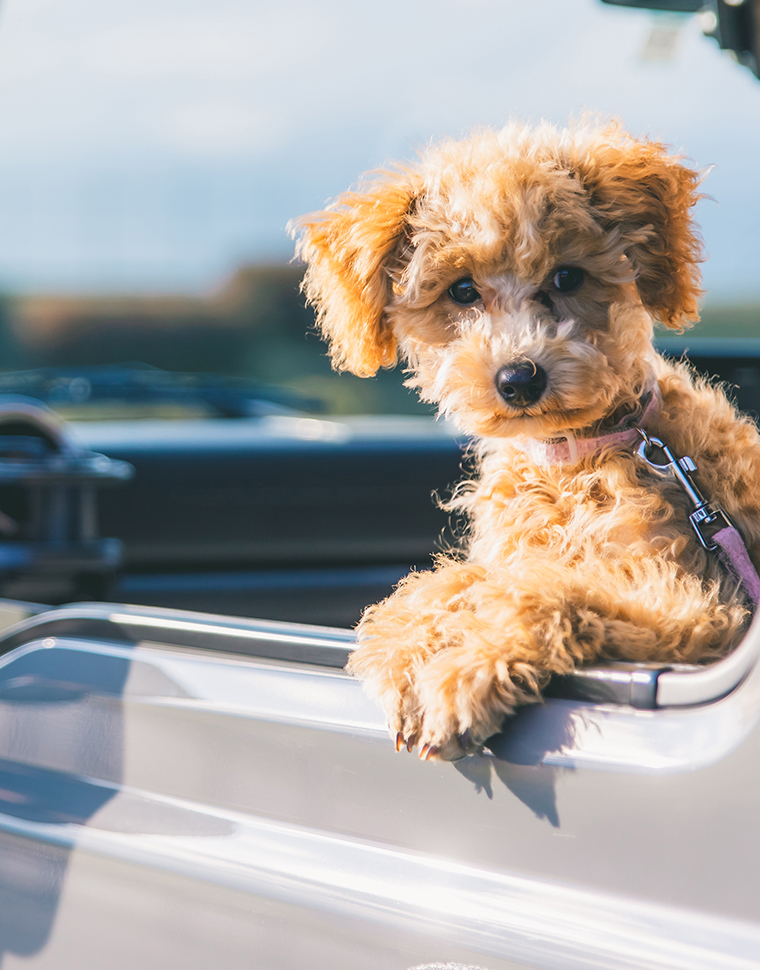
[167,100,280,154]
[78,12,328,79]
[0,27,68,79]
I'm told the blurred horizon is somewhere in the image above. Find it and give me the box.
[0,261,754,418]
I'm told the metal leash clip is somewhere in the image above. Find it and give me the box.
[635,428,733,552]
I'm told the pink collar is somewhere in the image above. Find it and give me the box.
[512,387,661,466]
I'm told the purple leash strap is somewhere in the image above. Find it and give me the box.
[636,429,760,608]
[711,526,760,604]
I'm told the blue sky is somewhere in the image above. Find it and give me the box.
[0,0,759,298]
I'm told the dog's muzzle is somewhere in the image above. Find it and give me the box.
[495,361,547,407]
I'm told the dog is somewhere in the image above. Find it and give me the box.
[292,120,760,761]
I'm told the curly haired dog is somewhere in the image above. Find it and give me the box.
[293,121,760,761]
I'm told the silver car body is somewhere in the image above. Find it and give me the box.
[0,600,759,969]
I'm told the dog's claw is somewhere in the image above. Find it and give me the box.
[419,742,431,760]
[395,732,404,752]
[406,736,415,753]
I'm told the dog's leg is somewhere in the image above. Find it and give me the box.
[352,563,582,760]
[349,556,750,760]
[348,559,491,754]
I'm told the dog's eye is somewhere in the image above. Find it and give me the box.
[553,267,584,293]
[448,278,481,306]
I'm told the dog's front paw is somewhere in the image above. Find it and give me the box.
[348,633,545,762]
[346,637,424,750]
[411,648,544,761]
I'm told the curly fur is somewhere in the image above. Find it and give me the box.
[292,120,759,761]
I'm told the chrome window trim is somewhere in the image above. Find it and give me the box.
[656,610,760,706]
[0,599,758,710]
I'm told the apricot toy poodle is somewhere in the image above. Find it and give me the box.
[293,121,760,761]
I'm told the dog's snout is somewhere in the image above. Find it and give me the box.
[495,362,547,407]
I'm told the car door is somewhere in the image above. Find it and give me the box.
[0,601,758,970]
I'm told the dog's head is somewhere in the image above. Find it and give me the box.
[292,121,703,438]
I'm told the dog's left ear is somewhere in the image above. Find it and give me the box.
[291,171,419,377]
[574,132,704,329]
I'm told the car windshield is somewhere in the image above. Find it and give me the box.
[0,0,758,418]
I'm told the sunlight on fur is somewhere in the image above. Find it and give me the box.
[292,120,760,762]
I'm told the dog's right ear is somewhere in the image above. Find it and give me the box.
[291,171,419,377]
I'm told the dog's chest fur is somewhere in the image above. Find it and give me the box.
[462,369,735,583]
[466,437,703,574]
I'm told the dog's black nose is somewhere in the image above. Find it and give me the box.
[495,362,547,406]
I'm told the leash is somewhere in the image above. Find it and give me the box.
[512,384,760,605]
[635,428,760,606]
